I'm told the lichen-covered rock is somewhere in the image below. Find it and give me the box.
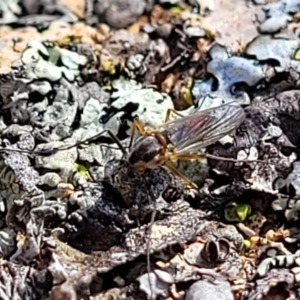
[186,276,234,300]
[192,44,265,108]
[1,2,300,300]
[245,35,299,72]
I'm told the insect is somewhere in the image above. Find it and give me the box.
[0,102,246,188]
[125,102,246,187]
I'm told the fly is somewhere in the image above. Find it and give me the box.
[0,102,247,188]
[126,102,246,187]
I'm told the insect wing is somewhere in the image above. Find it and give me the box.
[158,103,245,155]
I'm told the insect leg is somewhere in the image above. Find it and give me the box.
[205,153,262,163]
[164,109,185,123]
[168,153,206,163]
[132,117,146,135]
[169,153,262,163]
[164,161,198,189]
[128,117,148,150]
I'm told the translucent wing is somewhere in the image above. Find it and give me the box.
[157,103,245,155]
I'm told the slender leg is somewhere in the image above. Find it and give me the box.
[165,109,185,123]
[133,117,146,135]
[168,153,206,163]
[129,117,148,149]
[131,109,184,136]
[205,153,261,163]
[169,153,261,163]
[165,161,198,189]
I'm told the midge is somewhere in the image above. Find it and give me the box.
[0,103,247,188]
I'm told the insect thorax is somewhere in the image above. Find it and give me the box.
[128,135,164,169]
